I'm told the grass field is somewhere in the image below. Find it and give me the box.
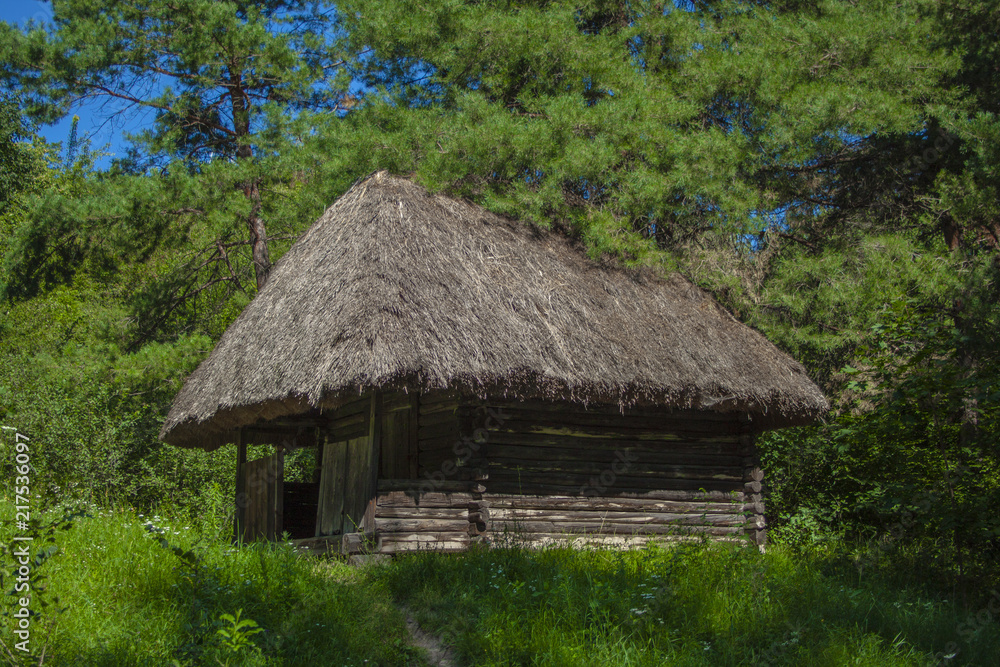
[1,501,998,666]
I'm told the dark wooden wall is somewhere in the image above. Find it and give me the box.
[237,390,767,551]
[369,392,766,552]
[479,400,764,547]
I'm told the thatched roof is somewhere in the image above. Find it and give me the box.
[161,171,827,449]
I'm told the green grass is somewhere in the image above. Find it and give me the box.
[375,539,1000,666]
[1,502,998,666]
[0,501,419,666]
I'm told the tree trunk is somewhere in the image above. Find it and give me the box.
[244,178,270,290]
[231,69,271,290]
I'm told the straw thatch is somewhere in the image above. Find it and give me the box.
[161,171,827,449]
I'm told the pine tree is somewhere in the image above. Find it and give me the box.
[0,0,352,289]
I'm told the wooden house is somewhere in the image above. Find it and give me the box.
[159,172,827,554]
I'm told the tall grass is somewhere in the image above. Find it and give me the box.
[1,501,997,666]
[376,539,1000,666]
[0,501,419,666]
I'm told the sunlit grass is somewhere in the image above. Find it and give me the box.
[0,501,419,666]
[377,539,999,666]
[0,499,997,666]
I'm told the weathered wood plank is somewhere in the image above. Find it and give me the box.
[316,439,348,536]
[488,458,742,480]
[487,507,745,522]
[418,408,461,428]
[487,467,744,487]
[482,488,745,507]
[342,435,371,532]
[485,532,745,548]
[408,392,420,478]
[378,539,470,554]
[482,495,742,514]
[488,523,746,537]
[375,518,471,533]
[486,444,743,467]
[486,418,743,440]
[485,431,741,452]
[234,431,247,541]
[420,390,462,406]
[418,421,462,441]
[486,407,742,431]
[376,490,475,508]
[376,479,484,494]
[487,400,743,421]
[487,510,749,526]
[484,477,745,495]
[375,507,469,520]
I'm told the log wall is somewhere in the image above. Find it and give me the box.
[267,391,766,552]
[479,400,764,547]
[362,394,766,552]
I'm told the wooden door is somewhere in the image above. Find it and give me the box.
[315,394,382,536]
[316,434,378,535]
[242,450,283,541]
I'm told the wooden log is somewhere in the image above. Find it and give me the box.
[488,521,746,536]
[330,422,368,442]
[486,508,746,524]
[417,436,469,455]
[484,479,744,496]
[375,518,471,533]
[376,531,471,543]
[418,409,461,428]
[418,421,462,441]
[341,532,365,554]
[378,538,470,554]
[485,407,742,432]
[485,431,740,452]
[242,427,316,449]
[376,507,469,520]
[486,418,743,440]
[334,397,371,418]
[373,480,485,494]
[487,469,745,490]
[487,459,743,480]
[333,411,367,429]
[481,495,741,514]
[487,444,744,467]
[487,400,740,419]
[377,486,475,500]
[376,490,475,509]
[483,532,740,549]
[420,390,462,406]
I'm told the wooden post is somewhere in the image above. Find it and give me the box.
[234,429,247,543]
[363,392,383,532]
[273,444,285,540]
[407,391,420,478]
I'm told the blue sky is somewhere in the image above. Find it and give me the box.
[2,0,139,165]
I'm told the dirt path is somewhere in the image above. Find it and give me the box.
[402,607,456,667]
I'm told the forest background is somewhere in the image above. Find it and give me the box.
[0,0,998,607]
